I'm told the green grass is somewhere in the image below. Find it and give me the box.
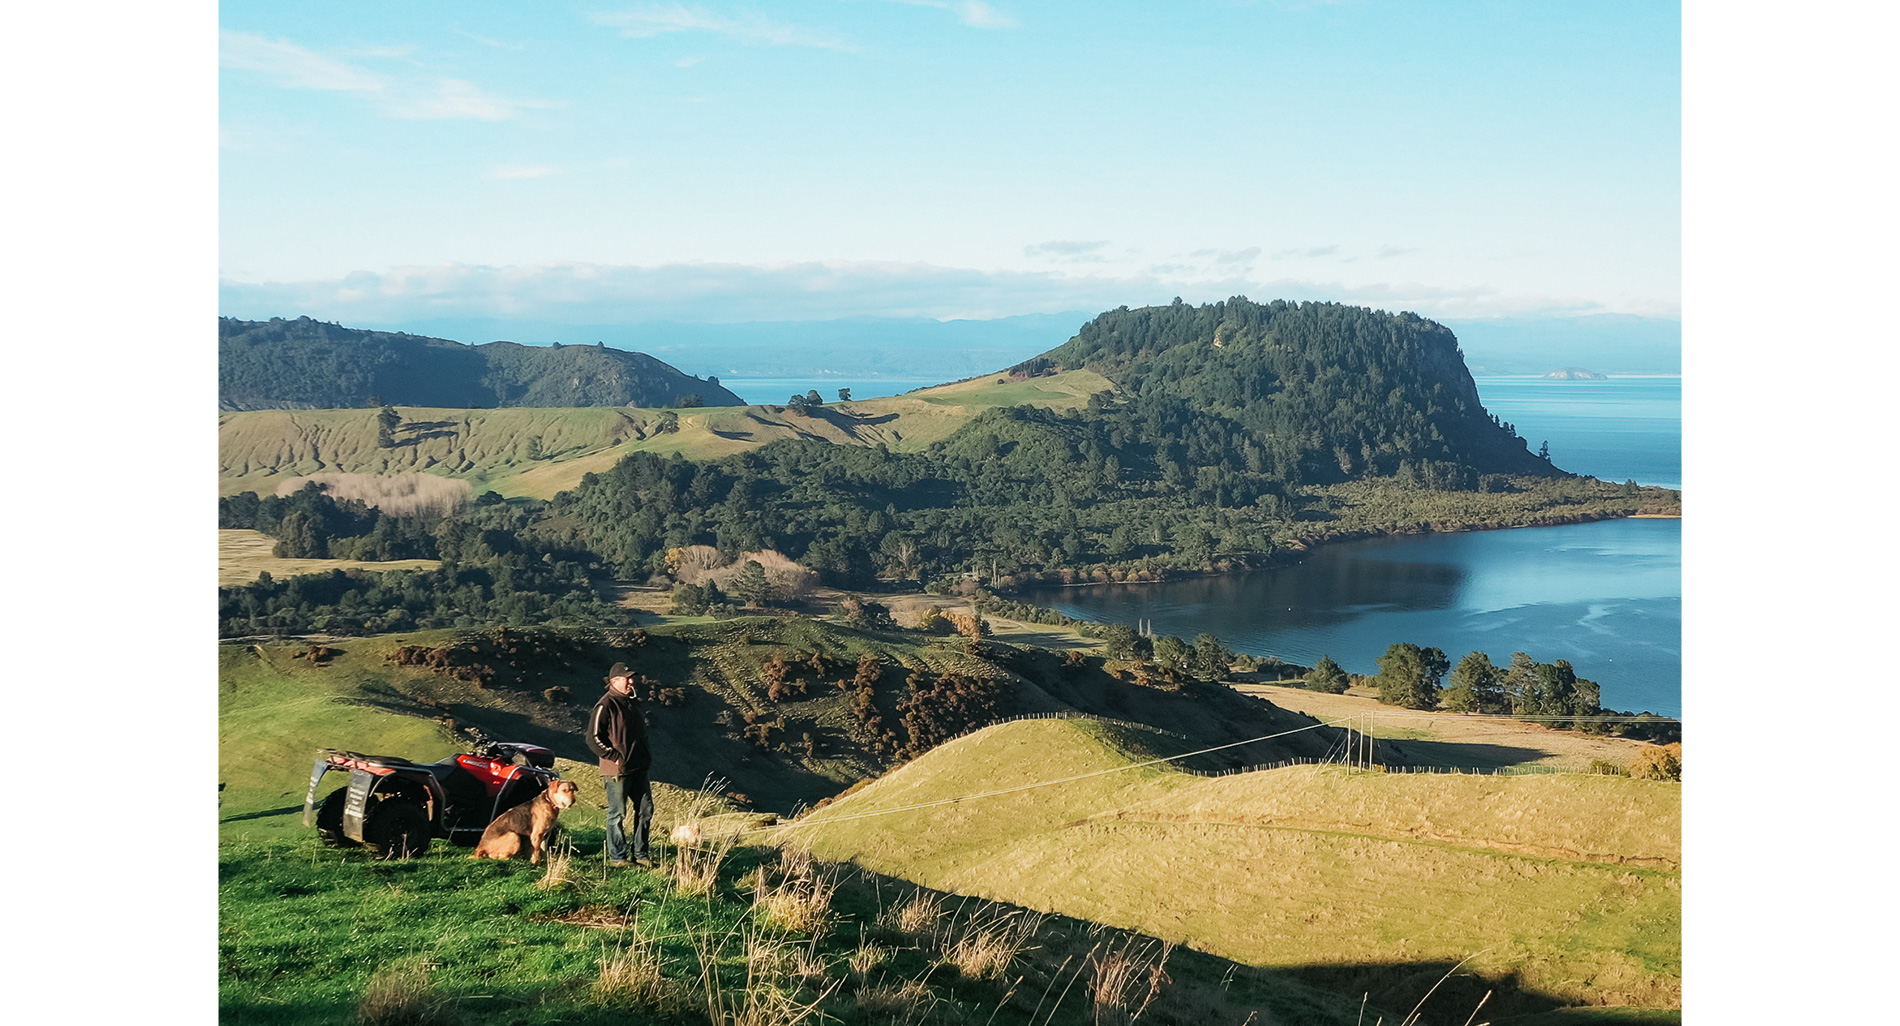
[222,824,1665,1026]
[785,719,1682,1012]
[218,624,1677,1022]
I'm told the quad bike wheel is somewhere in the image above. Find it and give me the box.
[314,787,350,847]
[364,799,431,859]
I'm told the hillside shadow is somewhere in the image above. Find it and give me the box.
[811,861,1674,1026]
[1377,736,1564,769]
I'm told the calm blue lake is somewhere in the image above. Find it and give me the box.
[1021,517,1681,717]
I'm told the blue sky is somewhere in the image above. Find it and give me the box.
[219,1,1680,325]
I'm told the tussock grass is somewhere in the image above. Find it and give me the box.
[753,848,837,936]
[535,837,578,890]
[356,962,455,1026]
[941,905,1044,981]
[595,929,687,1013]
[1087,937,1173,1026]
[878,891,945,941]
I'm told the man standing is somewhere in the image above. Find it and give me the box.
[586,661,654,867]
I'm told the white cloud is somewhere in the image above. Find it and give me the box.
[220,30,547,121]
[220,31,387,92]
[386,78,551,121]
[1024,239,1109,261]
[487,163,562,180]
[882,0,1018,29]
[592,4,853,50]
[219,259,1629,324]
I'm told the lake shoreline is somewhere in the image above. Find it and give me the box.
[995,508,1673,594]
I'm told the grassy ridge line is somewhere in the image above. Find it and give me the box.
[217,370,1112,499]
[785,718,1681,1010]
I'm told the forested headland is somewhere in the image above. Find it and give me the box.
[218,298,1679,639]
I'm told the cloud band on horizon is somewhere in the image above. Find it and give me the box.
[218,259,1669,326]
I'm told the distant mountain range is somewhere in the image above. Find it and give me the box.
[218,317,744,411]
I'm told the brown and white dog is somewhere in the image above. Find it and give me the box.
[471,780,578,863]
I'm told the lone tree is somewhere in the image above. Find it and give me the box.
[1306,655,1350,694]
[837,387,852,403]
[1374,642,1449,710]
[376,405,401,448]
[676,394,704,408]
[732,560,772,607]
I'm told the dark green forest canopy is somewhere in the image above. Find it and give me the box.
[1048,298,1552,482]
[218,316,744,410]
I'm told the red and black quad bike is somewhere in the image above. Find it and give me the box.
[301,741,562,858]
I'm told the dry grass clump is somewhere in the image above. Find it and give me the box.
[877,891,945,941]
[942,906,1043,981]
[754,848,837,937]
[854,979,937,1023]
[535,838,577,890]
[275,472,471,517]
[673,831,738,897]
[671,779,742,897]
[356,962,455,1026]
[595,931,687,1013]
[847,944,891,980]
[1087,937,1173,1026]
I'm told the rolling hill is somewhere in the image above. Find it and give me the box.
[219,316,745,411]
[782,717,1681,1013]
[216,616,1340,829]
[216,369,1113,498]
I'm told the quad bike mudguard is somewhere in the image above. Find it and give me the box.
[302,744,562,847]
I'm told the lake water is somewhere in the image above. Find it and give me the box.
[720,377,948,405]
[1021,517,1681,716]
[1472,376,1680,490]
[730,370,1682,714]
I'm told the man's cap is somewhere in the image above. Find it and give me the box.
[605,661,632,682]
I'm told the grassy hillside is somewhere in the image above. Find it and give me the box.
[217,369,1113,499]
[217,617,1339,833]
[784,718,1681,1013]
[219,622,1676,1024]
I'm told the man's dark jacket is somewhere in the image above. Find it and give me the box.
[586,689,652,777]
